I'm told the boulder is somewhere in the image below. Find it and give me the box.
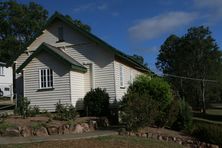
[81,123,90,132]
[34,127,48,136]
[58,125,69,135]
[4,128,20,137]
[47,126,58,135]
[21,126,32,137]
[73,124,83,134]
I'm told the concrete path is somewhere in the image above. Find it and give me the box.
[0,130,118,145]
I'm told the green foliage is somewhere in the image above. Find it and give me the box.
[84,88,110,117]
[15,97,40,118]
[121,75,173,130]
[156,26,222,110]
[191,119,222,146]
[130,54,148,67]
[30,122,46,130]
[0,1,48,63]
[169,99,193,131]
[16,97,30,118]
[0,122,16,133]
[128,75,172,110]
[54,101,78,121]
[121,93,159,131]
[28,105,40,117]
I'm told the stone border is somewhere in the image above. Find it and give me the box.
[118,131,219,148]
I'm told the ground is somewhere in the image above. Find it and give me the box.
[0,135,183,148]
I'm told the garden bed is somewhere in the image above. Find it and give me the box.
[0,115,109,137]
[119,127,219,148]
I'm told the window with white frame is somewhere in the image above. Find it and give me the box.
[39,69,53,89]
[120,64,124,87]
[0,66,4,75]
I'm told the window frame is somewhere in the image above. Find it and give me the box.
[119,64,125,88]
[39,68,53,89]
[0,66,4,76]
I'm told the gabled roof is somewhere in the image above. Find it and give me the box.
[14,11,150,73]
[16,42,87,73]
[49,12,150,72]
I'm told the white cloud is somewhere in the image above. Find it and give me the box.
[73,3,108,13]
[194,0,222,22]
[128,12,197,41]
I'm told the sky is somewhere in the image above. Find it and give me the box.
[17,0,222,73]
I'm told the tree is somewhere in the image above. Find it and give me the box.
[130,54,148,67]
[156,26,222,113]
[0,1,48,64]
[0,1,91,64]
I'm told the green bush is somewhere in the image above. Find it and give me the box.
[122,75,173,128]
[129,75,172,110]
[28,105,40,117]
[166,98,193,131]
[15,97,40,118]
[191,119,222,146]
[121,93,159,131]
[84,88,110,117]
[15,97,30,118]
[54,101,78,121]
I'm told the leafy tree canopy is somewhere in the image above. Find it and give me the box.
[130,54,148,67]
[0,1,91,64]
[0,1,48,64]
[156,26,222,109]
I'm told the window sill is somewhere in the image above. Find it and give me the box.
[37,88,54,92]
[120,86,125,89]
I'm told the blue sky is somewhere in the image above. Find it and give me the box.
[18,0,222,73]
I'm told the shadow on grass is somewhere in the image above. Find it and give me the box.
[193,112,222,122]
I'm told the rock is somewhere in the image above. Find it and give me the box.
[148,133,152,138]
[158,135,163,140]
[58,125,69,135]
[47,126,58,135]
[73,124,83,134]
[21,126,32,137]
[4,128,20,137]
[34,127,48,136]
[81,123,90,132]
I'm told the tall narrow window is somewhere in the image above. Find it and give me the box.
[39,69,53,89]
[58,27,64,42]
[0,66,4,75]
[120,64,124,88]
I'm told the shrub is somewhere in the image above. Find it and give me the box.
[15,97,41,118]
[28,105,40,117]
[122,75,173,128]
[168,99,193,131]
[191,119,222,146]
[84,88,110,117]
[129,75,173,110]
[15,97,30,118]
[54,101,78,121]
[121,92,160,131]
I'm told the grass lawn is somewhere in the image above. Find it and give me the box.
[0,135,184,148]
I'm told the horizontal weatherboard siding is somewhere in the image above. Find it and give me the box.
[23,51,71,111]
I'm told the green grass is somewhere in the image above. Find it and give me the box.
[0,135,184,148]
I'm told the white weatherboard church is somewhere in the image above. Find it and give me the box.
[14,12,149,111]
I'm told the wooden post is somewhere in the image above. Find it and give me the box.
[202,79,206,114]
